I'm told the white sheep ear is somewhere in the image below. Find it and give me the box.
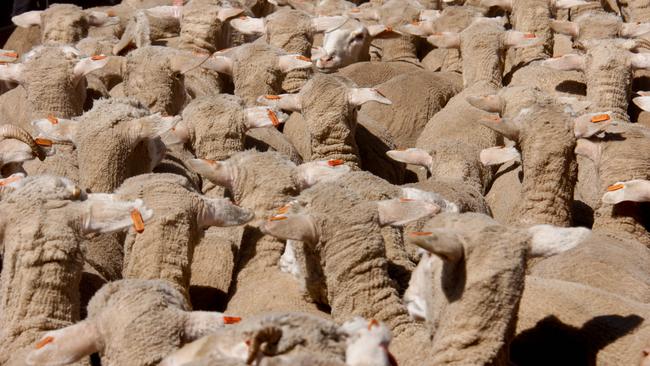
[203,54,234,75]
[602,180,650,204]
[243,107,289,130]
[420,9,441,21]
[466,94,505,113]
[386,148,432,170]
[620,22,650,38]
[348,8,381,21]
[377,198,440,227]
[0,173,26,190]
[552,0,590,8]
[503,31,543,48]
[550,20,579,37]
[542,54,585,71]
[87,11,120,26]
[260,214,319,243]
[170,52,211,74]
[311,16,348,33]
[256,93,303,112]
[230,16,266,35]
[187,158,235,189]
[26,320,101,366]
[131,114,181,142]
[477,115,520,141]
[574,138,600,162]
[162,119,190,145]
[81,194,154,234]
[32,116,79,143]
[198,197,254,228]
[629,53,650,70]
[12,10,42,28]
[294,159,351,189]
[401,21,434,37]
[406,230,463,262]
[0,49,19,63]
[480,146,520,166]
[573,112,616,138]
[633,95,650,111]
[527,225,590,258]
[145,5,183,19]
[367,24,396,37]
[217,8,244,22]
[426,32,461,49]
[73,55,110,83]
[347,88,392,107]
[183,311,242,343]
[278,54,313,73]
[480,0,513,10]
[0,63,24,84]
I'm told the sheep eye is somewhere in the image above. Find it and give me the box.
[350,33,364,43]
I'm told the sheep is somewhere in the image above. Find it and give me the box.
[188,150,350,317]
[114,173,254,300]
[404,212,588,365]
[10,4,118,46]
[257,73,408,184]
[0,175,153,365]
[25,279,243,366]
[259,179,439,364]
[0,46,110,133]
[0,124,48,177]
[161,312,349,365]
[112,6,183,55]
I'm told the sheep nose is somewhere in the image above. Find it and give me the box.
[321,55,333,62]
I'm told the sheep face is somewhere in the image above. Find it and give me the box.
[316,22,371,72]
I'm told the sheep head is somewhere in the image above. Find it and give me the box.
[0,124,51,175]
[340,317,397,366]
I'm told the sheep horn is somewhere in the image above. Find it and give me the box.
[246,326,283,364]
[0,124,45,161]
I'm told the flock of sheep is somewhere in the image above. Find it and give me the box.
[0,0,648,364]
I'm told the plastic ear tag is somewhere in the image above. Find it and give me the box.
[131,209,145,233]
[590,114,610,123]
[35,138,53,147]
[35,336,55,349]
[607,183,624,191]
[327,159,344,166]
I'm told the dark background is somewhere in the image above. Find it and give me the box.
[1,0,118,45]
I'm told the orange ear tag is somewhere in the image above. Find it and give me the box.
[590,114,610,123]
[91,55,107,61]
[524,33,536,38]
[267,110,280,127]
[295,55,311,62]
[131,209,145,233]
[276,205,290,214]
[264,95,281,100]
[35,336,54,349]
[607,184,624,191]
[47,115,59,125]
[269,215,288,221]
[368,319,379,329]
[2,52,18,58]
[223,316,242,324]
[409,231,432,236]
[399,198,415,202]
[327,159,344,166]
[35,138,53,147]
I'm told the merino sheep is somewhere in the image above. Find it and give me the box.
[26,279,242,366]
[0,46,110,132]
[188,150,350,317]
[0,175,153,365]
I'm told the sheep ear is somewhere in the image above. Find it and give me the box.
[12,11,42,27]
[203,54,234,75]
[145,5,183,19]
[602,180,650,204]
[243,107,289,130]
[573,111,617,138]
[197,197,254,228]
[420,9,441,21]
[26,320,101,366]
[527,225,590,258]
[163,119,190,145]
[87,11,120,26]
[130,114,180,142]
[367,24,399,38]
[73,55,110,83]
[633,95,650,111]
[426,32,461,49]
[230,16,266,35]
[183,311,242,343]
[620,22,650,38]
[256,93,303,112]
[0,173,26,190]
[480,0,513,10]
[81,194,154,234]
[550,20,579,37]
[170,52,211,74]
[480,146,520,166]
[260,214,319,243]
[311,16,348,33]
[542,54,585,71]
[187,158,235,189]
[377,198,440,227]
[217,8,244,22]
[629,53,650,70]
[0,49,19,63]
[477,115,520,141]
[406,230,463,262]
[386,148,433,170]
[466,95,504,113]
[401,21,434,37]
[348,88,392,107]
[278,54,313,73]
[574,139,600,162]
[348,8,381,21]
[0,63,24,84]
[294,159,351,189]
[32,116,79,143]
[503,31,543,49]
[552,0,590,8]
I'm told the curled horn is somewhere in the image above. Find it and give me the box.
[0,125,45,161]
[246,326,283,364]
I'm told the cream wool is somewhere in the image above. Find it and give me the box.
[231,43,286,105]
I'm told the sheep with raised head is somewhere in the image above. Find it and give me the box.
[26,279,243,366]
[0,175,153,365]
